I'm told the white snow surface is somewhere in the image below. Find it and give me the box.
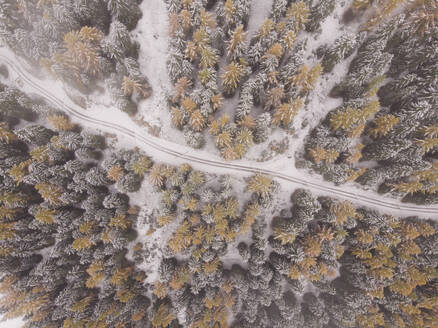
[132,0,176,138]
[246,0,274,39]
[0,318,23,328]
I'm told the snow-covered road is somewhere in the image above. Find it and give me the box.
[1,52,438,218]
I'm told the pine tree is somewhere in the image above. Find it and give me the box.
[322,33,358,73]
[107,165,125,181]
[60,26,104,76]
[363,0,405,30]
[308,147,339,164]
[306,0,336,32]
[34,183,63,205]
[149,164,165,188]
[224,0,237,25]
[130,155,152,177]
[272,98,303,127]
[222,61,245,95]
[347,143,364,164]
[0,123,17,143]
[369,114,398,138]
[34,207,56,224]
[254,113,271,144]
[247,174,273,199]
[122,76,150,98]
[421,125,438,139]
[352,0,372,11]
[105,20,136,61]
[173,76,192,102]
[215,131,233,149]
[416,138,438,154]
[189,109,205,132]
[200,46,219,69]
[16,125,54,145]
[185,41,198,62]
[46,114,75,131]
[264,86,285,111]
[409,0,438,36]
[286,1,310,32]
[227,25,247,60]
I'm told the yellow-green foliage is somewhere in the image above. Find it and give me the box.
[109,214,131,230]
[352,0,372,11]
[247,173,273,198]
[45,26,104,79]
[222,61,245,93]
[130,155,153,177]
[34,183,63,205]
[0,123,17,143]
[308,147,339,164]
[9,160,32,184]
[289,64,322,94]
[363,0,406,30]
[272,98,303,127]
[152,304,176,328]
[330,100,379,133]
[286,1,310,32]
[369,114,398,138]
[34,207,57,224]
[47,114,75,131]
[72,237,93,250]
[330,200,361,226]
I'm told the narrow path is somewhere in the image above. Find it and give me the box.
[1,53,438,217]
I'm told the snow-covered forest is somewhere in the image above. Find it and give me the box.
[0,0,438,327]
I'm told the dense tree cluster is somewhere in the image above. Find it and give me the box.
[0,0,150,115]
[0,83,153,326]
[1,0,438,327]
[152,184,438,328]
[302,2,438,204]
[165,0,331,159]
[1,82,437,327]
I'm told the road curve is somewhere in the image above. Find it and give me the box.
[1,53,438,216]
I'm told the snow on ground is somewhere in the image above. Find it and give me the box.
[0,318,23,328]
[247,0,274,39]
[2,47,437,222]
[285,0,358,164]
[242,0,361,164]
[2,0,438,219]
[1,2,436,327]
[132,0,178,140]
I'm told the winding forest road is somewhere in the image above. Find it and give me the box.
[1,52,438,217]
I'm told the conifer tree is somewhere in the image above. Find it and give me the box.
[222,61,245,95]
[272,98,303,127]
[369,114,398,138]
